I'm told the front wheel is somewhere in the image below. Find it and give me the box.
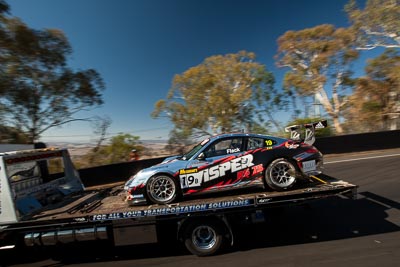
[183,219,226,256]
[146,175,179,204]
[265,158,297,191]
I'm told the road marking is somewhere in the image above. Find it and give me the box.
[325,153,400,164]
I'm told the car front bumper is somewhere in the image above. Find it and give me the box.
[124,192,148,206]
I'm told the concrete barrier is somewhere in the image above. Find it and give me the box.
[79,157,165,187]
[78,130,400,187]
[314,129,400,154]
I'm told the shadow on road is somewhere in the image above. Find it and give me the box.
[1,191,399,266]
[232,191,400,252]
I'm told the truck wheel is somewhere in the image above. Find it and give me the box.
[265,158,297,191]
[146,175,178,204]
[183,219,225,256]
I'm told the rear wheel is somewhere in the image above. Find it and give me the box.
[265,158,297,191]
[183,219,226,256]
[146,175,178,204]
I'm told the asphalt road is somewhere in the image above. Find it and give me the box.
[2,148,400,267]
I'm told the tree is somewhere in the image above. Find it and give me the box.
[76,133,143,168]
[0,125,30,143]
[96,133,142,164]
[152,51,283,142]
[345,0,400,50]
[275,24,358,134]
[88,115,112,164]
[165,128,194,155]
[344,49,400,132]
[0,2,104,143]
[91,116,112,152]
[0,1,12,111]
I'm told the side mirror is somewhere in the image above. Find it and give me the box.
[197,152,205,161]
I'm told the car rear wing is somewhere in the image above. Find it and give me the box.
[284,120,328,145]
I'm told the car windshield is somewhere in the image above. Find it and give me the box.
[181,138,210,160]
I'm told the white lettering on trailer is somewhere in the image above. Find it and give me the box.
[90,199,253,221]
[180,154,254,188]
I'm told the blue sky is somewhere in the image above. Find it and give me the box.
[7,0,361,143]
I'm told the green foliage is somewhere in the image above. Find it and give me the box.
[276,24,358,134]
[0,125,30,143]
[165,128,194,155]
[344,49,400,132]
[247,122,272,135]
[102,134,141,163]
[0,2,104,143]
[345,0,400,49]
[75,133,142,168]
[152,51,282,143]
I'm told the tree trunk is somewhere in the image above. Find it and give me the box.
[332,115,343,134]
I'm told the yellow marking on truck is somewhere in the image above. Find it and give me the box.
[310,175,327,184]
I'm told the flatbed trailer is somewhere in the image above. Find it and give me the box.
[0,148,357,256]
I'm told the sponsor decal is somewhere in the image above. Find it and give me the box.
[285,141,299,149]
[294,152,314,161]
[256,197,272,204]
[200,138,210,146]
[237,164,264,180]
[314,121,326,129]
[74,217,87,222]
[237,168,251,180]
[179,168,198,175]
[180,154,254,188]
[90,199,253,221]
[129,183,145,192]
[265,139,274,146]
[252,164,264,175]
[226,148,240,154]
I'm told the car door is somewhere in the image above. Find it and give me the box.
[196,136,248,190]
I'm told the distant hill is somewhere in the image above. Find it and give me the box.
[44,140,171,159]
[0,144,34,153]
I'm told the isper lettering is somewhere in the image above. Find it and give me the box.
[180,154,254,188]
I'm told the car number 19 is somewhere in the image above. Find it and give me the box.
[180,175,201,188]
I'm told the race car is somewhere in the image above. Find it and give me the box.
[124,120,327,206]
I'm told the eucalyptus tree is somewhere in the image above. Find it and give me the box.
[152,51,283,141]
[276,24,358,134]
[343,0,400,131]
[0,1,104,143]
[345,49,400,131]
[345,0,400,50]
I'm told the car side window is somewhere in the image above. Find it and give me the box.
[203,137,243,158]
[247,137,266,150]
[247,137,277,150]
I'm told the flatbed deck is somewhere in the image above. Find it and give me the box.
[20,174,357,226]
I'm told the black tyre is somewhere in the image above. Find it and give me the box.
[265,158,297,191]
[183,219,226,256]
[146,175,179,204]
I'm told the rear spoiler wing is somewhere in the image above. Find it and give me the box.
[284,120,328,145]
